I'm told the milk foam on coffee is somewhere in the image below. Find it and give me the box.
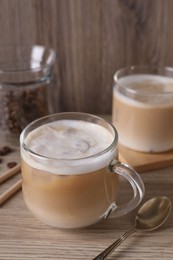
[112,74,173,152]
[22,120,116,174]
[116,74,173,104]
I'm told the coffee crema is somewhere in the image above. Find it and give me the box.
[112,74,173,152]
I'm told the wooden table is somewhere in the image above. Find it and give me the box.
[0,136,173,260]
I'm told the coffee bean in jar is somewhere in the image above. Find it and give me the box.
[0,45,56,140]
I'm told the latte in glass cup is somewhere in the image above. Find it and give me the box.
[112,67,173,152]
[20,112,144,229]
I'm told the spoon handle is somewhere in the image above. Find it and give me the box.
[93,229,136,260]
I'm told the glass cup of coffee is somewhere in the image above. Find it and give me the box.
[112,66,173,153]
[20,112,145,229]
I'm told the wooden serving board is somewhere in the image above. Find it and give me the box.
[118,144,173,173]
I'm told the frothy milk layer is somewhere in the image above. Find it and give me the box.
[22,120,116,174]
[116,74,173,106]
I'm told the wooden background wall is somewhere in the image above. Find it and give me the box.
[0,0,173,114]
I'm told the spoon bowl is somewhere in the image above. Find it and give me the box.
[136,196,172,231]
[93,196,172,260]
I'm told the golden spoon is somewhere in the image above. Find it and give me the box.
[93,196,172,260]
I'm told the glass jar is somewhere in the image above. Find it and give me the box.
[0,45,56,142]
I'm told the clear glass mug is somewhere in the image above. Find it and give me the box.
[0,45,56,142]
[112,66,173,152]
[20,112,145,229]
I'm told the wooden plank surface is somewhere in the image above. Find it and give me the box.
[0,1,173,113]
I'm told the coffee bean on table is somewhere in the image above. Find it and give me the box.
[7,162,17,168]
[0,146,12,155]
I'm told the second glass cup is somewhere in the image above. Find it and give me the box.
[20,112,145,229]
[112,66,173,153]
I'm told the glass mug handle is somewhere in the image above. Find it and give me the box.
[106,159,145,218]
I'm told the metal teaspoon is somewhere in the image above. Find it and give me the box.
[93,196,172,260]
